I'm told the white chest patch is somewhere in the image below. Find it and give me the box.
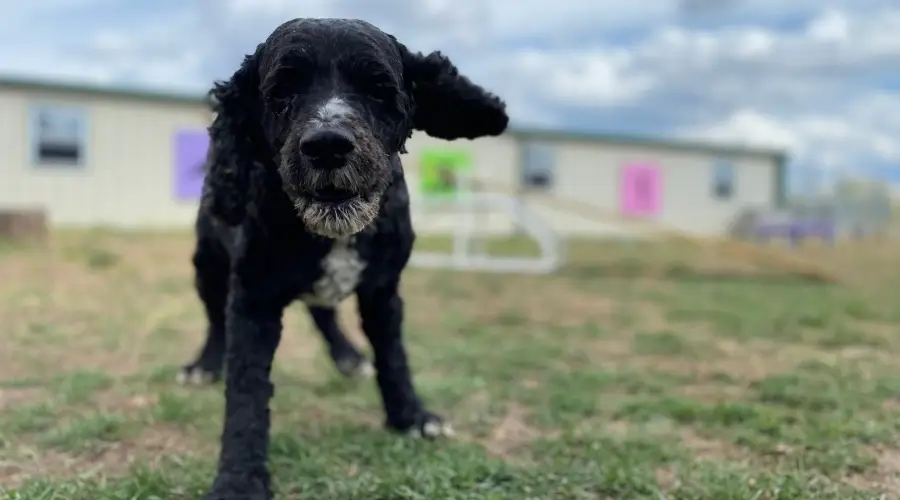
[299,236,367,307]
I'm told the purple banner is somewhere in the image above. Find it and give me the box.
[173,129,209,200]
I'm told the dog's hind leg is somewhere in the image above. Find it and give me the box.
[306,305,373,378]
[177,234,230,386]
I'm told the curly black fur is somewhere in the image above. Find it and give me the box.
[181,18,508,499]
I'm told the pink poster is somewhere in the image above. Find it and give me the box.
[619,162,662,217]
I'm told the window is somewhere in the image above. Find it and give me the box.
[712,160,734,199]
[30,104,88,167]
[520,141,556,190]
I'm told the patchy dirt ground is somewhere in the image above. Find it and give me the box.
[2,231,900,499]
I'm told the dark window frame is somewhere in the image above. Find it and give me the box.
[712,160,735,199]
[520,141,556,191]
[29,103,89,168]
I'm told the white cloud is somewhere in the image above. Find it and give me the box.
[2,1,899,189]
[511,49,656,107]
[681,97,900,176]
[806,9,849,41]
[679,109,801,150]
[483,1,674,41]
[659,7,900,185]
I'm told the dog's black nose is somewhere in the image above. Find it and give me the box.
[299,129,355,165]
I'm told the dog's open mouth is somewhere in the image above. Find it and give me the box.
[294,185,380,239]
[310,187,359,205]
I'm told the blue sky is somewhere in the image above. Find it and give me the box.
[3,0,900,194]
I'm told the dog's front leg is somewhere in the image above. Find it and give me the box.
[357,280,454,438]
[205,279,286,500]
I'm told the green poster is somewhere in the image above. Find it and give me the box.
[419,148,472,198]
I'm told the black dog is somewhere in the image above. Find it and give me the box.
[180,18,508,499]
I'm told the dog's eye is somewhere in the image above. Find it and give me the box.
[368,82,397,104]
[344,63,397,104]
[263,82,298,101]
[262,68,311,100]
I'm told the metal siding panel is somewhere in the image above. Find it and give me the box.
[0,90,29,209]
[3,87,209,227]
[525,140,779,237]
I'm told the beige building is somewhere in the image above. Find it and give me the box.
[0,76,787,237]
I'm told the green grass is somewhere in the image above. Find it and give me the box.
[1,232,900,498]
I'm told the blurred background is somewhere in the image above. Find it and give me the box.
[3,1,900,497]
[1,0,898,244]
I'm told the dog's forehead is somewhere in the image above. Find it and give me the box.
[265,18,400,63]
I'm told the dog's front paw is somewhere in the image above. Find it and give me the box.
[389,410,455,439]
[204,489,269,500]
[176,362,221,386]
[334,353,375,379]
[204,475,271,500]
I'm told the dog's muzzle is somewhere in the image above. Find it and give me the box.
[290,127,381,238]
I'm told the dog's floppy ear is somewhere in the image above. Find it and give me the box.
[202,44,270,226]
[396,41,509,140]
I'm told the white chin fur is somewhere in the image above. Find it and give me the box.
[298,196,379,238]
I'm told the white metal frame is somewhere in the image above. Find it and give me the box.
[408,173,564,274]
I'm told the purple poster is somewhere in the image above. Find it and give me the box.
[173,129,209,200]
